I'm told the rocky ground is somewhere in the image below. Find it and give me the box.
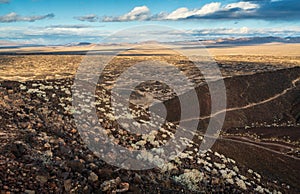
[0,54,299,193]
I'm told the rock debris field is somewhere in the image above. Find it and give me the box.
[0,53,299,193]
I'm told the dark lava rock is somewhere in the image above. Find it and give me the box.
[9,141,27,158]
[67,160,84,172]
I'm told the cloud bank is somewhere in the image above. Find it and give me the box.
[0,25,108,45]
[0,12,54,23]
[100,0,299,22]
[1,24,299,45]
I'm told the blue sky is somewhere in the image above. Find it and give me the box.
[0,0,299,44]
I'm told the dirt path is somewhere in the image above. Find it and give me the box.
[220,135,300,161]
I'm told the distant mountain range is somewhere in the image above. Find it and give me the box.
[206,36,300,45]
[1,37,300,49]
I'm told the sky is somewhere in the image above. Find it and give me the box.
[0,0,300,45]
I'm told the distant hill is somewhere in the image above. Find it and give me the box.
[1,37,300,50]
[65,42,92,46]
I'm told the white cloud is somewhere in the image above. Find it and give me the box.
[46,24,94,29]
[193,27,251,35]
[166,7,191,20]
[191,26,300,37]
[193,2,222,16]
[240,27,249,34]
[224,2,260,10]
[102,5,150,22]
[74,14,99,22]
[166,2,222,20]
[0,25,108,39]
[0,12,54,23]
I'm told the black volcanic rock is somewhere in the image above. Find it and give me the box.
[154,67,300,130]
[291,92,300,122]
